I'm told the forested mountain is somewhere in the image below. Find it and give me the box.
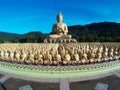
[0,22,120,43]
[0,32,20,43]
[68,22,120,42]
[18,31,48,43]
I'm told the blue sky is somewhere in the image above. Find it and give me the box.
[0,0,120,34]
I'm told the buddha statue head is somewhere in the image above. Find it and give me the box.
[57,12,63,23]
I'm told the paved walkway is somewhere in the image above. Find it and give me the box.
[0,75,11,83]
[60,79,69,90]
[113,70,120,78]
[69,71,113,82]
[1,69,120,90]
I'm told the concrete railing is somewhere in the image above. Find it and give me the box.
[0,60,120,78]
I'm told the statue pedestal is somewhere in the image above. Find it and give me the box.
[44,38,77,43]
[49,34,72,39]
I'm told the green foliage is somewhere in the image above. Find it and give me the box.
[69,22,120,42]
[18,31,48,43]
[0,38,4,43]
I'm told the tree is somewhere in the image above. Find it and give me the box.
[0,38,4,43]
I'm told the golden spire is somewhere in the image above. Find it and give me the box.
[57,12,63,18]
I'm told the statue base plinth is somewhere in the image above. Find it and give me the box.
[49,34,72,39]
[44,38,77,43]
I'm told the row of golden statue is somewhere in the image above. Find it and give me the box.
[0,12,119,65]
[0,43,119,65]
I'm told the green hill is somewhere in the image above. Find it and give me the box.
[68,22,120,42]
[0,32,20,39]
[0,22,120,43]
[18,31,48,43]
[0,32,20,43]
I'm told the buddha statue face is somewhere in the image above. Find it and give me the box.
[57,12,63,23]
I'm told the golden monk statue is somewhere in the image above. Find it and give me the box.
[49,12,72,39]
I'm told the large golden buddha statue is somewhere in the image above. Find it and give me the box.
[49,12,72,39]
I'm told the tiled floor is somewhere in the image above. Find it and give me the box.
[1,73,120,90]
[3,78,59,90]
[70,75,120,90]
